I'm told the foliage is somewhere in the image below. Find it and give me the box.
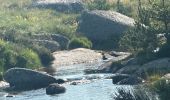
[114,87,156,100]
[0,40,41,75]
[157,42,170,58]
[147,74,161,82]
[85,0,112,10]
[84,0,144,17]
[0,0,79,39]
[119,25,158,55]
[69,37,92,49]
[149,0,170,33]
[116,0,133,17]
[30,45,54,66]
[19,49,41,69]
[152,79,170,100]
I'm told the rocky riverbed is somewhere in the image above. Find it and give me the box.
[52,48,103,67]
[0,48,160,100]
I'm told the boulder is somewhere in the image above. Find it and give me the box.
[135,58,170,79]
[46,83,66,95]
[32,40,60,52]
[77,10,135,50]
[111,74,130,84]
[51,34,70,50]
[34,0,85,13]
[117,76,143,85]
[32,34,70,50]
[116,65,140,75]
[3,68,61,91]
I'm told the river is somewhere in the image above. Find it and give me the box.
[0,61,134,100]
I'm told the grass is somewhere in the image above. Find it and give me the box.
[151,79,170,100]
[0,0,79,38]
[0,40,41,74]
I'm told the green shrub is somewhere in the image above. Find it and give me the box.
[114,87,156,100]
[30,45,54,66]
[0,40,42,71]
[157,43,170,58]
[18,49,41,69]
[116,1,133,17]
[85,0,112,10]
[152,79,170,100]
[69,37,92,49]
[119,24,158,65]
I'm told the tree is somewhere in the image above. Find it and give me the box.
[150,0,170,33]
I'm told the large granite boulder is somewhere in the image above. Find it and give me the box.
[136,58,170,79]
[3,68,61,91]
[34,0,85,13]
[51,34,70,50]
[77,10,135,50]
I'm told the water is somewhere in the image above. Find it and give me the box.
[0,63,133,100]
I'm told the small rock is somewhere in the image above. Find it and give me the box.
[70,82,78,85]
[56,79,65,84]
[6,95,15,97]
[46,83,66,95]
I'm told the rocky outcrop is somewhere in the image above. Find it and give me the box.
[32,40,60,52]
[84,51,131,74]
[117,76,143,85]
[111,74,130,84]
[111,58,170,80]
[51,34,70,50]
[34,0,85,13]
[116,65,140,74]
[3,68,62,91]
[135,58,170,79]
[32,34,70,51]
[77,10,135,49]
[111,74,143,85]
[46,83,66,95]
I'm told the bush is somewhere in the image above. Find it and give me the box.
[85,0,112,10]
[119,25,158,64]
[116,1,133,17]
[152,79,170,100]
[69,37,92,49]
[30,45,54,66]
[18,49,41,69]
[0,40,42,71]
[157,43,170,58]
[114,87,155,100]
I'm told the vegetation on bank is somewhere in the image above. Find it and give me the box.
[0,40,41,78]
[69,37,92,49]
[0,0,79,80]
[84,0,170,99]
